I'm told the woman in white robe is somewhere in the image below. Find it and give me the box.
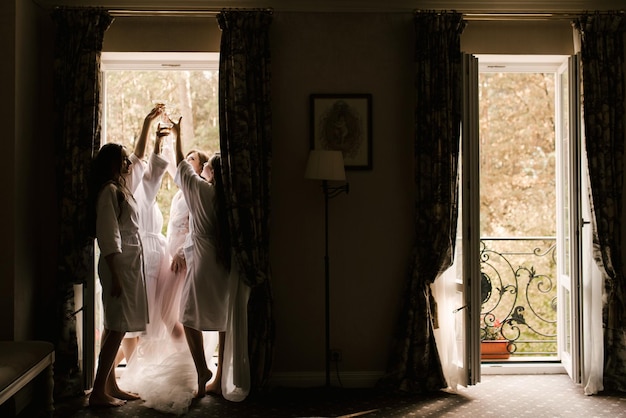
[173,117,245,399]
[177,156,230,397]
[88,143,149,408]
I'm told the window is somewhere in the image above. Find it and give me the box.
[101,51,220,231]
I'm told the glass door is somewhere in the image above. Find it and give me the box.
[556,54,582,382]
[461,52,481,386]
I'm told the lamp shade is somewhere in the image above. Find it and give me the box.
[304,150,346,181]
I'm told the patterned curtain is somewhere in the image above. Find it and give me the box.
[50,7,112,398]
[217,10,274,391]
[381,11,466,393]
[573,12,626,392]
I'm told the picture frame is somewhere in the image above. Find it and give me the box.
[310,93,372,170]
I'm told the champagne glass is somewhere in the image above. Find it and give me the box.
[152,100,169,124]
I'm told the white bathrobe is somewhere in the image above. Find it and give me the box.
[96,181,149,333]
[176,160,230,331]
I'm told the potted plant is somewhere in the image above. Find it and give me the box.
[481,318,511,360]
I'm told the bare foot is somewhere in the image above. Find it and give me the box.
[110,388,141,401]
[88,393,126,408]
[194,370,213,398]
[205,379,222,396]
[106,380,141,401]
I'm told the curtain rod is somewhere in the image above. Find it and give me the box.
[109,10,218,17]
[464,13,579,21]
[466,13,625,21]
[107,8,273,18]
[415,9,623,21]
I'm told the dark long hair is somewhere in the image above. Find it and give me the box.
[86,143,129,238]
[210,153,231,272]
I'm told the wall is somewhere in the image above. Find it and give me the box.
[1,0,48,342]
[2,0,59,343]
[269,12,414,384]
[462,20,575,54]
[0,1,16,340]
[14,0,38,342]
[103,16,221,52]
[35,5,59,343]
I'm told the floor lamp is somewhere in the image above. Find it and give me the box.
[305,150,349,388]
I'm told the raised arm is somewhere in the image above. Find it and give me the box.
[153,123,170,156]
[134,105,165,159]
[173,116,184,165]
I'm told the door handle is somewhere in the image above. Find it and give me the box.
[453,305,468,313]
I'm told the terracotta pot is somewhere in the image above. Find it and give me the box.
[481,340,510,360]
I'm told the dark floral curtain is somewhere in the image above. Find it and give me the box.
[50,7,112,398]
[381,11,466,393]
[573,12,626,392]
[217,9,274,391]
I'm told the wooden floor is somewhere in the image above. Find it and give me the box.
[30,374,626,417]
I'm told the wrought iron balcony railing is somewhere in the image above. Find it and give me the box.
[480,237,557,359]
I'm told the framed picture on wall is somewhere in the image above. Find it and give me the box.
[310,93,372,170]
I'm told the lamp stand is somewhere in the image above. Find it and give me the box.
[321,179,349,388]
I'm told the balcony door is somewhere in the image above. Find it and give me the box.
[454,54,585,386]
[555,54,583,382]
[460,53,481,385]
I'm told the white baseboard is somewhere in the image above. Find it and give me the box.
[481,362,566,375]
[268,371,385,389]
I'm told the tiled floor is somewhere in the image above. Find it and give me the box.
[44,374,626,417]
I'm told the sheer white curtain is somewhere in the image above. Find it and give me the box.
[581,141,604,395]
[432,243,463,392]
[221,261,251,401]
